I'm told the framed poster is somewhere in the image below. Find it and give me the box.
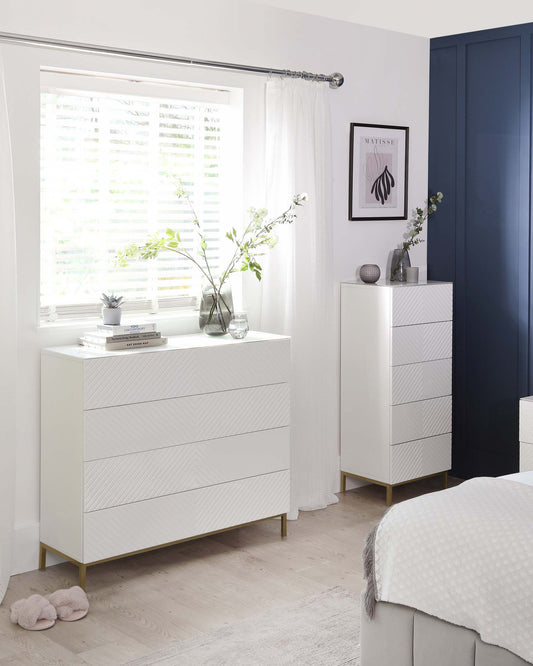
[349,123,409,220]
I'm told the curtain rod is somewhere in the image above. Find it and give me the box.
[0,31,345,89]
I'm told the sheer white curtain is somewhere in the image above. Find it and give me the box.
[0,52,16,603]
[260,78,338,519]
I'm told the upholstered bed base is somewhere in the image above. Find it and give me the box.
[361,601,531,666]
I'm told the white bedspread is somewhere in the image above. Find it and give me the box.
[372,477,533,663]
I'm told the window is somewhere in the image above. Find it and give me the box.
[40,71,241,322]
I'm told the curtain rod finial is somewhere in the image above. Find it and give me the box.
[329,72,344,89]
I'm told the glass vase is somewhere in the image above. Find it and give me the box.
[390,249,411,282]
[199,284,234,336]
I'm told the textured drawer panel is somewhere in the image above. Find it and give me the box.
[390,434,451,484]
[84,383,289,460]
[391,359,452,405]
[519,442,533,472]
[85,428,289,511]
[391,396,452,445]
[391,321,452,366]
[83,471,290,562]
[519,398,533,443]
[392,284,452,326]
[83,339,290,409]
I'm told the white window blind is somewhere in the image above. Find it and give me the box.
[40,72,235,322]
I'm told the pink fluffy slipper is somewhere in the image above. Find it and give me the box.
[46,585,89,621]
[10,594,57,630]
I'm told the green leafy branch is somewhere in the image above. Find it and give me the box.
[115,186,307,296]
[401,191,444,254]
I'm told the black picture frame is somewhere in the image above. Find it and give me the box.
[349,123,409,221]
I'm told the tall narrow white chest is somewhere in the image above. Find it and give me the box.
[340,281,453,504]
[40,332,290,587]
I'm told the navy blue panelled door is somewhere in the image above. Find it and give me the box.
[429,24,532,478]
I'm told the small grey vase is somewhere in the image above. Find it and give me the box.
[359,264,381,284]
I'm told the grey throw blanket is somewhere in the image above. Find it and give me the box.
[362,523,378,619]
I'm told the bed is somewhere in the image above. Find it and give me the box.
[360,471,533,666]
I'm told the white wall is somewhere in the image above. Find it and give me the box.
[2,0,429,574]
[246,0,533,38]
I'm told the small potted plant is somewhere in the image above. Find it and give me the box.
[101,293,124,325]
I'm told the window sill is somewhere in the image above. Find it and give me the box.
[38,310,200,349]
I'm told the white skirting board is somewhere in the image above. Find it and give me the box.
[344,477,368,491]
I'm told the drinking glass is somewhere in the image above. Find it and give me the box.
[228,312,249,339]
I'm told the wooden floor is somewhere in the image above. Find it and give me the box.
[0,477,455,665]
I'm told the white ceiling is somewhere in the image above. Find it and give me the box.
[245,0,533,37]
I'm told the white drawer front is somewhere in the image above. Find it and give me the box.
[390,434,451,484]
[391,321,452,366]
[84,383,289,460]
[391,359,452,405]
[391,396,452,445]
[520,442,533,472]
[83,339,290,409]
[519,398,533,443]
[83,471,290,562]
[392,284,452,326]
[85,428,290,511]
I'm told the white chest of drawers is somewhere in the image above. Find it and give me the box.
[40,332,290,587]
[340,281,453,504]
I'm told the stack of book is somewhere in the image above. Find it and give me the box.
[79,322,168,351]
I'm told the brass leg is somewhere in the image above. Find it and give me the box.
[39,544,46,571]
[341,472,347,493]
[78,564,87,590]
[386,485,393,507]
[280,513,287,538]
[443,470,449,489]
